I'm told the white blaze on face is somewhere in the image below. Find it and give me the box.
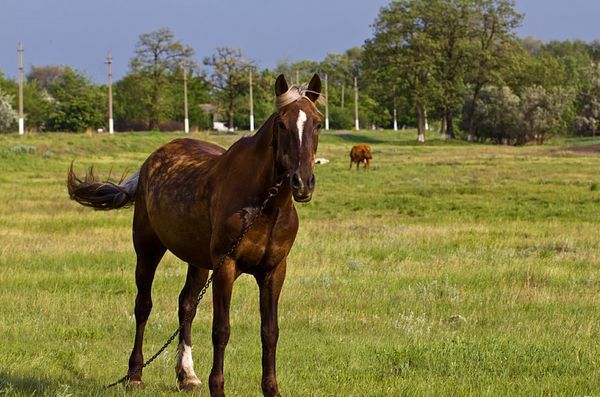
[296,110,307,145]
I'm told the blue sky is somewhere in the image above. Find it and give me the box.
[0,0,598,82]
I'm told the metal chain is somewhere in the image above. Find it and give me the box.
[106,177,286,388]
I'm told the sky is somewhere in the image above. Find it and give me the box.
[1,0,599,83]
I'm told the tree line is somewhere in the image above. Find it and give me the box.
[1,0,600,144]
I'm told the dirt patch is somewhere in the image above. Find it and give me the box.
[559,144,600,154]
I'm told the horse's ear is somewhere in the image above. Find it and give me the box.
[305,74,321,103]
[275,74,289,97]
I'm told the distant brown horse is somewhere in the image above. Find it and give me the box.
[349,144,372,170]
[67,74,322,397]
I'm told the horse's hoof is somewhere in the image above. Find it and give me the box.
[125,379,145,390]
[177,377,202,392]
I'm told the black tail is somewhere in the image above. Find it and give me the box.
[67,163,139,210]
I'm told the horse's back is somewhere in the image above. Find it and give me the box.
[135,138,225,263]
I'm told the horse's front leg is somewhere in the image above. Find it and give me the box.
[209,258,236,397]
[255,261,287,397]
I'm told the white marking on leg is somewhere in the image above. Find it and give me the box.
[176,342,199,382]
[296,110,307,145]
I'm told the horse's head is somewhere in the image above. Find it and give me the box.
[273,74,322,203]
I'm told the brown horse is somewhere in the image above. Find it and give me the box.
[67,74,322,397]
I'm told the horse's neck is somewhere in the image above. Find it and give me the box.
[218,116,279,200]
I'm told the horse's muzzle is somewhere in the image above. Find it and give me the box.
[291,172,315,203]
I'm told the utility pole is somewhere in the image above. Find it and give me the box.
[393,87,398,131]
[354,75,359,131]
[249,68,254,131]
[105,51,114,134]
[17,42,24,135]
[295,69,299,86]
[324,73,329,130]
[182,63,189,133]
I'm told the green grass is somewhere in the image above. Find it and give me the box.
[1,130,600,396]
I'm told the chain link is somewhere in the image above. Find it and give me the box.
[106,177,286,388]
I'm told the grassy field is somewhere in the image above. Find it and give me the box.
[0,129,599,397]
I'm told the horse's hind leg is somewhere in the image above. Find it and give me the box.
[127,209,166,387]
[176,264,209,390]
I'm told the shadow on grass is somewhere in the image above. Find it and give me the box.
[0,372,51,395]
[0,371,184,396]
[325,133,386,145]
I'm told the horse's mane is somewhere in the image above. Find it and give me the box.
[275,85,325,112]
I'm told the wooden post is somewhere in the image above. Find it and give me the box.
[295,69,300,86]
[354,76,359,131]
[106,51,114,134]
[17,42,24,135]
[183,63,189,133]
[393,108,398,131]
[324,73,329,130]
[249,69,254,131]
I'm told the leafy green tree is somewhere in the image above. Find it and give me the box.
[0,70,52,132]
[468,86,521,143]
[130,28,194,130]
[167,68,212,130]
[22,80,52,131]
[461,0,523,139]
[113,72,151,130]
[276,59,320,86]
[204,47,253,131]
[520,85,574,144]
[364,0,440,141]
[574,62,600,136]
[46,67,105,132]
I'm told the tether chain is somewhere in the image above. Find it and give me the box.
[106,177,286,388]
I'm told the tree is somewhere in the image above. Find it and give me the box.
[467,86,522,143]
[167,68,213,130]
[0,89,17,132]
[450,0,523,139]
[574,62,600,136]
[27,65,65,90]
[364,0,440,141]
[22,80,52,131]
[203,47,253,131]
[113,72,152,130]
[130,28,194,130]
[520,85,574,144]
[45,67,105,132]
[275,59,320,86]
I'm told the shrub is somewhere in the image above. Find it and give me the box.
[158,120,184,132]
[0,89,18,132]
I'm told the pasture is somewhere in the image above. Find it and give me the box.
[1,130,599,396]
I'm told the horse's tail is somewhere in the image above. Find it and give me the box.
[67,163,139,210]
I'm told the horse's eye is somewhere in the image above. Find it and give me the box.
[278,121,286,130]
[315,123,322,130]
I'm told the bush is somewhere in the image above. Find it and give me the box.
[329,106,354,130]
[116,119,148,131]
[0,89,18,132]
[158,120,184,132]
